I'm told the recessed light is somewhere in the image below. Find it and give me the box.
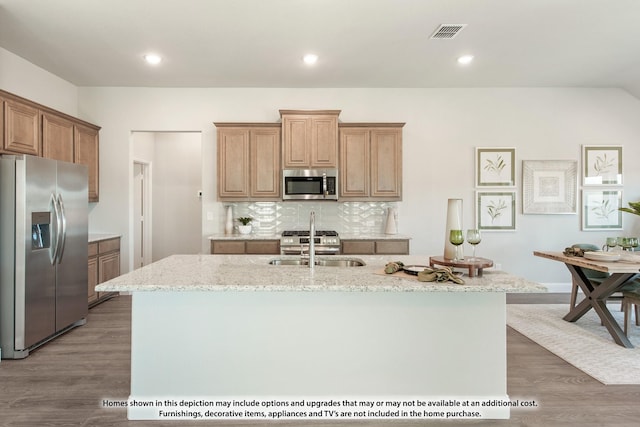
[457,55,474,65]
[144,54,162,65]
[303,54,318,65]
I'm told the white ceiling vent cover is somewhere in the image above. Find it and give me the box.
[430,24,467,39]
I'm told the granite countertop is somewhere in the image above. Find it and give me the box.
[339,233,411,240]
[96,254,545,294]
[89,233,122,243]
[208,233,281,240]
[208,233,411,240]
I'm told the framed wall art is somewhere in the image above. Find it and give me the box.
[522,160,577,214]
[475,147,516,187]
[582,145,622,186]
[475,191,516,231]
[582,189,623,231]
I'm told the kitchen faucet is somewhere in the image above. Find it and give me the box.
[309,211,315,268]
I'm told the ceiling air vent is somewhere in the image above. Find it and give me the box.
[430,24,467,39]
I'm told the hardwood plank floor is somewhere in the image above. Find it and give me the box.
[1,294,640,426]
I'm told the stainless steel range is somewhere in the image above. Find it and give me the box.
[280,230,340,255]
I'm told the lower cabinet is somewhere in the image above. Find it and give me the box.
[341,239,410,255]
[210,239,280,255]
[88,237,121,307]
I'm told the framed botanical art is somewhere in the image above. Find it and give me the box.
[522,160,578,214]
[475,147,516,187]
[582,189,623,230]
[475,191,516,231]
[582,145,622,186]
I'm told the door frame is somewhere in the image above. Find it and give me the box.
[132,159,152,269]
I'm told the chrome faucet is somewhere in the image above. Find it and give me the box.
[309,211,315,268]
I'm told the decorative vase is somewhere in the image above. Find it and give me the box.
[225,206,233,234]
[238,225,252,235]
[444,199,463,260]
[384,207,398,234]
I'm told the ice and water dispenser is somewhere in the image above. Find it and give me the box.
[31,212,51,250]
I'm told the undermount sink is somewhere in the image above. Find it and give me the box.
[315,259,365,267]
[268,258,365,267]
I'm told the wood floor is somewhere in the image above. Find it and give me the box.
[1,294,640,426]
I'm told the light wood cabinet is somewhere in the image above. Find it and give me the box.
[42,112,74,162]
[216,123,280,201]
[280,110,340,168]
[1,90,101,203]
[210,239,280,254]
[87,246,99,304]
[88,237,121,307]
[341,239,410,255]
[1,96,40,156]
[74,124,100,202]
[339,123,403,201]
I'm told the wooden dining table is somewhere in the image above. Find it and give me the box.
[534,251,640,348]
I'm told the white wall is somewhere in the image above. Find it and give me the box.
[151,132,202,261]
[77,87,640,284]
[3,47,640,284]
[0,47,78,115]
[132,132,202,263]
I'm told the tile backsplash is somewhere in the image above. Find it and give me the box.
[219,201,398,235]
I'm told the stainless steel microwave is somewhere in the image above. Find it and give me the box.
[282,169,338,200]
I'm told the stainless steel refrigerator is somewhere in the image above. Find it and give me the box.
[1,154,88,359]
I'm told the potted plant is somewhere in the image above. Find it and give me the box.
[619,201,640,217]
[237,217,253,234]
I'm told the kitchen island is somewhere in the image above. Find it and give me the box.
[96,254,544,421]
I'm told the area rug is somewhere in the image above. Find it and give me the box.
[506,304,640,385]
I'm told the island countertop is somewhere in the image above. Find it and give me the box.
[96,254,545,293]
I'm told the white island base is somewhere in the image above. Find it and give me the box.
[127,290,510,420]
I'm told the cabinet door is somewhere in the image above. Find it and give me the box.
[42,112,74,162]
[370,128,402,200]
[282,116,310,168]
[339,128,370,198]
[250,128,281,199]
[98,252,121,284]
[74,124,100,202]
[211,241,246,254]
[341,240,375,255]
[245,240,280,254]
[3,98,40,155]
[310,115,338,168]
[88,256,98,303]
[376,240,410,255]
[218,129,250,199]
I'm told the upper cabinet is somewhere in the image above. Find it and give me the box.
[339,123,404,201]
[280,110,340,169]
[216,123,281,201]
[42,112,74,162]
[74,124,100,202]
[214,110,404,202]
[1,95,40,156]
[1,90,101,202]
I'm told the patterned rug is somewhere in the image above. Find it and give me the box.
[507,304,640,385]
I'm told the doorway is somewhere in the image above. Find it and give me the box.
[132,132,202,267]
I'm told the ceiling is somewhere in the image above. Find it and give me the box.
[2,0,640,98]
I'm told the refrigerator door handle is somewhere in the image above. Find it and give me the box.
[50,192,61,265]
[57,193,67,264]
